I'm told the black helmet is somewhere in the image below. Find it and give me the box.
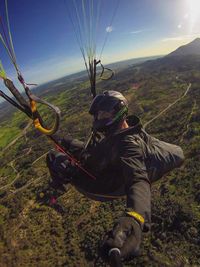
[89,90,128,132]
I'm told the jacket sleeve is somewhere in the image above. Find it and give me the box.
[60,137,85,158]
[119,135,151,231]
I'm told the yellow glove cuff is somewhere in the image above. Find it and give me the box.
[126,211,145,225]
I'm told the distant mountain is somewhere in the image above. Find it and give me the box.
[167,38,200,57]
[142,38,200,72]
[105,55,161,70]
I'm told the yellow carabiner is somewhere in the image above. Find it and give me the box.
[30,98,60,136]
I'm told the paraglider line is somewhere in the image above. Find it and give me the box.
[99,0,120,60]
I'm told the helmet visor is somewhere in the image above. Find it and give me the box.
[96,110,114,120]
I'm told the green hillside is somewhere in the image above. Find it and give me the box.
[0,56,200,267]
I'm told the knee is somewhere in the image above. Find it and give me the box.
[46,150,65,177]
[46,150,66,167]
[46,150,72,184]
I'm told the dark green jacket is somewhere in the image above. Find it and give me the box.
[67,115,184,230]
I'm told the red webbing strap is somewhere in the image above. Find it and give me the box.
[49,136,96,180]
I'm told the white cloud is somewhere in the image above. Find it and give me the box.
[178,24,182,29]
[106,26,113,33]
[130,29,146,34]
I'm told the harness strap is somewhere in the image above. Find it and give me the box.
[4,78,32,116]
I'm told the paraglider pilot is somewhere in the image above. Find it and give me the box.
[46,90,184,261]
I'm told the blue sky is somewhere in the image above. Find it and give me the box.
[0,0,200,90]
